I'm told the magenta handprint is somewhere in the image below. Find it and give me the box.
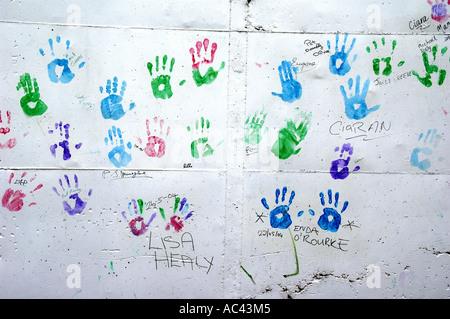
[2,172,43,212]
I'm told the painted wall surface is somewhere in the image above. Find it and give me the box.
[0,0,449,298]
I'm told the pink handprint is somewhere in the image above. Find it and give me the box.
[2,172,43,212]
[140,117,170,158]
[0,110,17,150]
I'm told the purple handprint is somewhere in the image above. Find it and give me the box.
[52,174,92,215]
[329,143,360,180]
[48,122,82,161]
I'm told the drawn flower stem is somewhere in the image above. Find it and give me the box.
[283,228,299,278]
[239,260,256,285]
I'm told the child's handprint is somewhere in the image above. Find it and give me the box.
[340,75,380,120]
[312,189,349,233]
[159,197,193,232]
[190,38,225,87]
[330,143,360,180]
[244,108,268,145]
[261,186,299,229]
[410,129,443,171]
[141,117,170,158]
[99,77,136,120]
[271,60,302,103]
[2,172,43,212]
[327,33,357,76]
[0,110,17,150]
[428,0,450,23]
[412,44,448,87]
[16,73,48,117]
[39,35,85,84]
[366,37,405,76]
[105,126,132,168]
[187,117,214,159]
[147,55,176,99]
[52,174,92,215]
[122,199,156,236]
[271,111,311,160]
[48,122,82,161]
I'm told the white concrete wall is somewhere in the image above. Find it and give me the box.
[0,0,448,298]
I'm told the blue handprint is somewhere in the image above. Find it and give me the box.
[105,126,132,168]
[261,186,298,229]
[312,189,348,233]
[340,75,380,120]
[39,36,85,84]
[327,33,357,76]
[271,60,302,103]
[410,129,442,171]
[99,77,136,120]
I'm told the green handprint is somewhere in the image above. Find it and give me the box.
[244,108,268,145]
[271,112,311,160]
[412,44,448,87]
[16,73,48,117]
[187,117,214,159]
[366,37,405,76]
[147,55,175,99]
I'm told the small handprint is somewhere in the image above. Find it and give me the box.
[159,197,193,232]
[0,110,17,150]
[189,38,226,87]
[244,108,268,145]
[428,0,450,23]
[340,75,380,120]
[410,129,443,171]
[261,186,298,229]
[16,73,48,117]
[187,117,214,159]
[271,60,302,103]
[2,172,43,212]
[141,117,170,158]
[52,174,92,216]
[327,33,358,76]
[271,112,311,160]
[105,126,132,168]
[99,77,136,120]
[39,35,85,84]
[329,143,360,180]
[412,44,448,87]
[147,55,176,99]
[122,199,156,236]
[366,37,405,76]
[48,122,82,161]
[312,189,349,233]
